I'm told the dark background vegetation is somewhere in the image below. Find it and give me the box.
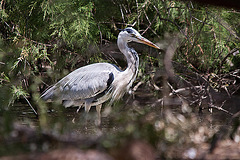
[0,0,240,159]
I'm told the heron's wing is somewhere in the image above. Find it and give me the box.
[41,70,114,101]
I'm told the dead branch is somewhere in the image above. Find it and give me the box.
[218,48,239,74]
[208,103,233,116]
[169,86,202,96]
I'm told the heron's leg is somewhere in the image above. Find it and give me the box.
[75,100,84,113]
[83,101,92,128]
[77,106,82,113]
[85,105,91,113]
[84,99,93,113]
[95,104,102,126]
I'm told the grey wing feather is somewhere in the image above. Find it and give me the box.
[41,70,114,101]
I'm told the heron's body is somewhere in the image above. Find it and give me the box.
[41,27,159,124]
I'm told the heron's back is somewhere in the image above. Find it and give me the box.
[41,63,121,102]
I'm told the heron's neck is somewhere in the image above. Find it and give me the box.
[117,37,139,79]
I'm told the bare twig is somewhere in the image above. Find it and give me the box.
[208,11,240,40]
[101,51,120,68]
[132,81,143,92]
[218,48,239,74]
[0,0,5,10]
[119,4,125,24]
[142,11,158,35]
[3,21,52,47]
[153,5,191,43]
[97,24,103,47]
[98,21,135,27]
[22,95,38,116]
[208,103,233,116]
[169,86,202,96]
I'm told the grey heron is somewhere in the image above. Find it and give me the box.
[41,27,160,124]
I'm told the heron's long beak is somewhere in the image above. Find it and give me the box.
[137,36,160,49]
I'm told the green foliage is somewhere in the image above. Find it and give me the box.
[0,0,239,106]
[0,1,239,157]
[43,0,98,48]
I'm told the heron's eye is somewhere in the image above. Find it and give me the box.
[131,34,137,38]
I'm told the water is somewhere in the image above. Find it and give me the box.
[10,89,238,135]
[3,88,240,159]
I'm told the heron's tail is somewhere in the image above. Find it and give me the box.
[40,85,56,101]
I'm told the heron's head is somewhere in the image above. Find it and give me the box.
[118,27,160,49]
